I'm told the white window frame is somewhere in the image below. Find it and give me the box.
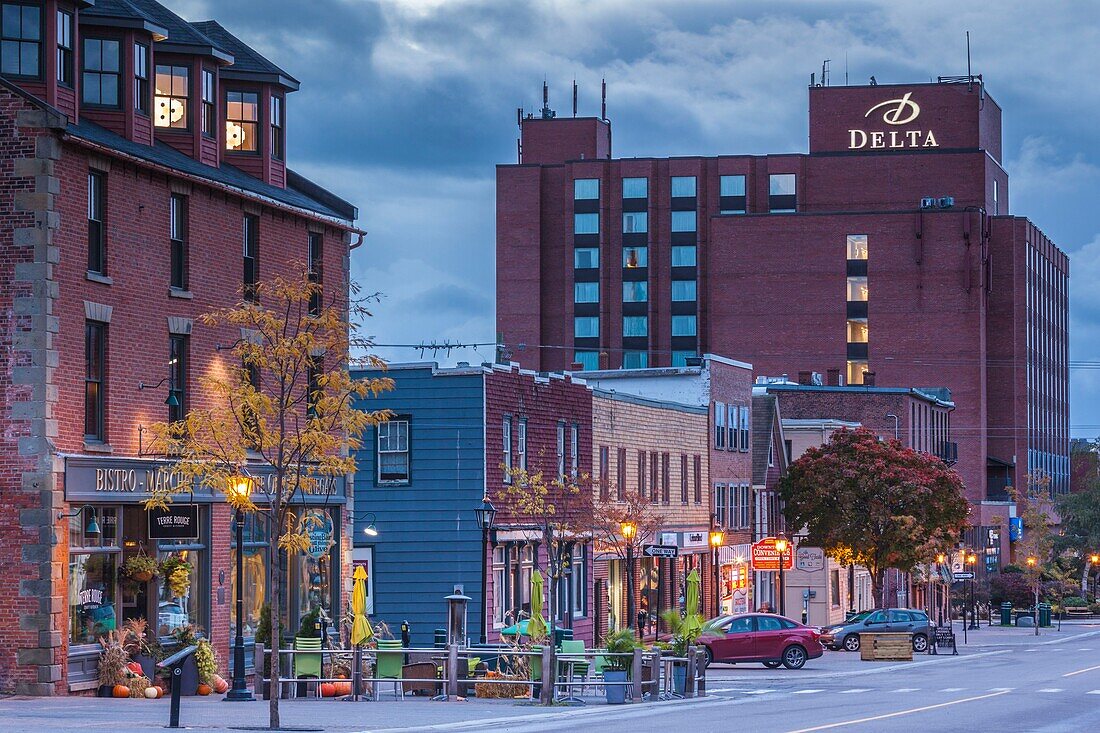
[570,423,579,479]
[376,419,410,485]
[557,422,566,481]
[715,484,727,527]
[502,417,512,484]
[517,418,527,474]
[740,406,751,451]
[714,402,726,450]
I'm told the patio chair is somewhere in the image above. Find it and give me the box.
[293,637,323,698]
[558,640,589,697]
[375,640,405,700]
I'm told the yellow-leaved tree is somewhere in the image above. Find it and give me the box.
[144,273,391,729]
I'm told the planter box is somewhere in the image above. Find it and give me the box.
[604,669,628,704]
[859,633,912,662]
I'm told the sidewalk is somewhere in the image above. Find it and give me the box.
[942,618,1100,649]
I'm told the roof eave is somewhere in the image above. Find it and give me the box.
[220,69,300,91]
[156,42,234,65]
[80,15,170,39]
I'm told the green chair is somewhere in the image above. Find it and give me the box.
[293,637,323,698]
[558,640,589,697]
[374,640,405,700]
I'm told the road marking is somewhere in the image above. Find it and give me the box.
[1039,629,1100,645]
[1080,647,1093,651]
[782,690,1011,733]
[940,687,964,692]
[1024,648,1039,652]
[792,689,824,695]
[837,688,871,694]
[1087,690,1100,695]
[988,687,1014,692]
[1037,688,1063,693]
[1063,663,1100,677]
[744,689,776,695]
[893,688,920,692]
[793,649,1011,680]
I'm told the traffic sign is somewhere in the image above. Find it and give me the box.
[953,571,975,580]
[643,544,679,558]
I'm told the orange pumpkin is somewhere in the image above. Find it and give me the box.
[333,681,352,697]
[153,686,164,699]
[196,683,212,696]
[113,684,130,698]
[319,682,336,698]
[211,675,229,694]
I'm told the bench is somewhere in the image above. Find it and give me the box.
[1064,607,1094,619]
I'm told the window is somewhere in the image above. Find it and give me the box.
[574,248,598,269]
[201,69,216,137]
[170,194,188,290]
[715,484,727,527]
[847,360,869,386]
[226,90,258,151]
[680,454,688,503]
[574,316,599,338]
[556,422,565,481]
[671,280,696,301]
[271,95,284,160]
[569,544,586,617]
[623,316,648,337]
[1,2,41,77]
[847,320,868,343]
[846,276,868,302]
[622,177,647,198]
[82,39,120,106]
[727,404,737,449]
[599,446,609,500]
[992,180,999,215]
[574,178,599,200]
[622,351,647,369]
[622,281,647,302]
[622,211,647,233]
[573,350,598,370]
[757,617,784,632]
[56,10,72,85]
[168,334,187,422]
[517,419,527,474]
[377,420,410,484]
[671,176,696,197]
[501,417,512,482]
[87,171,106,273]
[830,569,841,607]
[847,234,868,260]
[306,355,323,419]
[243,215,259,302]
[492,547,506,625]
[574,282,599,303]
[672,351,695,367]
[570,423,579,479]
[623,246,647,268]
[720,174,746,214]
[662,453,670,503]
[769,173,797,212]
[671,210,697,232]
[84,321,106,441]
[616,448,626,500]
[650,452,660,502]
[308,232,323,315]
[672,315,697,337]
[731,484,750,528]
[154,64,189,128]
[714,402,726,449]
[740,406,750,451]
[694,455,702,503]
[243,363,261,444]
[229,512,269,653]
[671,245,696,267]
[638,451,646,498]
[133,43,149,114]
[574,212,599,234]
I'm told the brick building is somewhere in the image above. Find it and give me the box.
[495,78,1070,528]
[1,1,359,694]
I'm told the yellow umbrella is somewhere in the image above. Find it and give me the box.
[528,570,548,641]
[351,566,373,645]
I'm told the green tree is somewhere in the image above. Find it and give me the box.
[1057,478,1100,596]
[778,427,969,607]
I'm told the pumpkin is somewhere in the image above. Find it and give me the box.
[333,680,352,697]
[211,675,229,694]
[144,687,158,699]
[113,684,130,698]
[196,683,212,696]
[153,686,164,699]
[319,682,336,698]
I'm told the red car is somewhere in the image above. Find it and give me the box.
[699,613,824,669]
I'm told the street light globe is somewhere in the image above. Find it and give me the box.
[227,476,252,500]
[1026,556,1037,567]
[709,529,724,548]
[936,553,947,564]
[775,537,789,554]
[620,521,637,541]
[1091,553,1099,564]
[966,553,977,565]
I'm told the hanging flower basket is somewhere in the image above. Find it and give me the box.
[123,554,160,583]
[159,556,193,598]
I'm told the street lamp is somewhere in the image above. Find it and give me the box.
[474,496,497,644]
[775,536,790,616]
[621,521,637,631]
[709,528,724,618]
[936,553,950,628]
[1026,555,1040,637]
[966,552,979,630]
[226,475,254,701]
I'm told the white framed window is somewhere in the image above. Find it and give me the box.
[574,316,599,338]
[727,404,737,449]
[623,316,648,337]
[847,234,868,260]
[623,211,647,233]
[377,419,410,484]
[671,280,696,301]
[740,406,750,451]
[622,281,648,302]
[574,178,599,199]
[557,422,566,481]
[714,402,726,449]
[671,210,697,232]
[517,419,527,474]
[502,417,512,483]
[623,246,647,268]
[672,315,697,337]
[574,248,599,269]
[715,484,727,527]
[574,282,599,303]
[570,423,579,479]
[731,484,750,529]
[574,212,599,234]
[671,176,697,197]
[671,246,696,267]
[622,177,647,198]
[492,547,506,626]
[570,544,586,617]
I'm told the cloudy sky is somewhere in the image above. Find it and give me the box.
[174,0,1100,436]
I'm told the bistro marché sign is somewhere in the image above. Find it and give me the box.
[849,93,939,151]
[93,466,341,496]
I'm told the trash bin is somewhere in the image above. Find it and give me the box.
[553,627,574,647]
[1000,602,1012,626]
[434,628,447,648]
[1038,603,1052,628]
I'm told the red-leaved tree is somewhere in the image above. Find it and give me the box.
[778,427,970,607]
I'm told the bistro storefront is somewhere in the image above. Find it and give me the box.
[63,456,348,692]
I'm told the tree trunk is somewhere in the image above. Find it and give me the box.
[1083,561,1091,597]
[269,505,285,729]
[870,566,886,609]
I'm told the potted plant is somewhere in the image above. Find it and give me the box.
[123,554,160,583]
[121,618,162,680]
[194,638,219,693]
[97,631,130,697]
[159,555,192,598]
[601,628,637,704]
[661,609,704,694]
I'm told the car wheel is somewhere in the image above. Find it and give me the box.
[763,661,782,668]
[704,647,714,669]
[842,634,861,652]
[912,634,929,653]
[782,645,808,670]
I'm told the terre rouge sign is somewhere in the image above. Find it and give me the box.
[751,537,794,571]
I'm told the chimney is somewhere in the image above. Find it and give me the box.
[826,368,841,386]
[863,371,876,387]
[797,371,813,385]
[598,350,610,370]
[570,362,584,372]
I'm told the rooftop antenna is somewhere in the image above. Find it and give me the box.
[601,78,607,121]
[845,52,848,85]
[821,59,830,86]
[572,79,578,117]
[966,31,973,91]
[540,80,555,119]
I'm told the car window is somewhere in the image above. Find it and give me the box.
[778,618,798,629]
[889,610,912,623]
[727,617,754,635]
[757,616,783,632]
[910,611,929,622]
[847,611,872,623]
[866,610,887,624]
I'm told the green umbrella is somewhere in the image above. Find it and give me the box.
[528,570,548,641]
[682,569,703,641]
[351,565,373,646]
[500,619,531,637]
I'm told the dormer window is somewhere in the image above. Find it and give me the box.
[56,10,73,86]
[201,69,216,138]
[226,91,258,152]
[155,65,189,129]
[133,43,149,115]
[1,2,42,78]
[270,95,284,160]
[82,39,121,107]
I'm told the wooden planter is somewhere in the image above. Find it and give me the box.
[859,633,913,662]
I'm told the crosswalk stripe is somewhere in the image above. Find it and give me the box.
[941,687,964,692]
[792,689,824,695]
[893,688,920,692]
[744,689,776,695]
[988,687,1014,692]
[838,688,871,694]
[1037,688,1063,693]
[1086,690,1100,695]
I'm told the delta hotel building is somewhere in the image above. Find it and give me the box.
[496,77,1069,524]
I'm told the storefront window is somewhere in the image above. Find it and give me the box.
[230,512,269,640]
[157,511,208,638]
[69,552,119,645]
[289,508,338,636]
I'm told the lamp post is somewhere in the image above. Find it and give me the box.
[775,536,789,616]
[1091,554,1100,603]
[474,496,497,645]
[936,553,950,629]
[226,476,254,702]
[966,552,979,630]
[621,521,637,631]
[709,528,724,618]
[1026,555,1040,636]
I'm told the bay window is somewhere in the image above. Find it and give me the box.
[154,64,189,128]
[226,90,259,151]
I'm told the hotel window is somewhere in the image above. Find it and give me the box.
[714,402,726,449]
[201,69,216,137]
[574,212,599,234]
[622,281,647,303]
[671,176,697,197]
[573,350,598,371]
[623,316,648,337]
[574,316,599,338]
[574,178,599,200]
[82,39,120,106]
[623,246,647,268]
[1,2,40,77]
[377,419,410,484]
[671,210,697,233]
[154,64,189,128]
[847,320,869,343]
[243,214,259,302]
[134,42,149,114]
[574,248,598,270]
[168,334,187,422]
[308,232,323,315]
[517,419,527,474]
[846,276,868,301]
[622,177,647,198]
[84,321,107,442]
[672,351,695,367]
[622,211,647,233]
[847,360,869,386]
[226,90,258,151]
[847,234,868,260]
[622,351,647,369]
[720,174,746,214]
[170,194,188,290]
[306,355,322,419]
[56,10,72,85]
[769,173,797,212]
[693,455,702,503]
[271,95,284,160]
[680,454,689,503]
[616,448,627,500]
[599,446,609,500]
[671,245,696,267]
[87,170,106,274]
[502,418,512,483]
[671,280,696,301]
[671,315,697,337]
[574,281,599,303]
[715,485,727,527]
[557,422,566,481]
[570,423,579,479]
